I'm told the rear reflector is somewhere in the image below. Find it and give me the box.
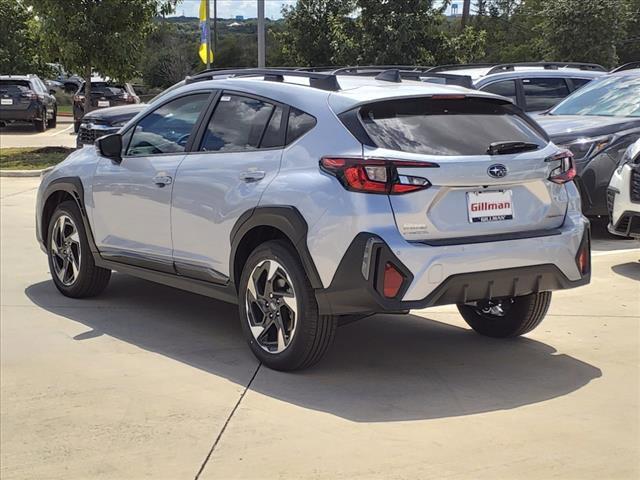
[383,262,405,298]
[320,157,438,195]
[575,228,591,275]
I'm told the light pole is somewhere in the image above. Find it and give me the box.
[257,0,265,68]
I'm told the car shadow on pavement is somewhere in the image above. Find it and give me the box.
[25,274,602,423]
[611,261,640,281]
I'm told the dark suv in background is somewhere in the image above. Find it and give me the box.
[73,78,139,132]
[0,75,57,131]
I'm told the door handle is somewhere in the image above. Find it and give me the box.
[153,174,172,187]
[239,170,266,183]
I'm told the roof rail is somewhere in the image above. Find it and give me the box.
[485,62,606,75]
[610,62,640,73]
[426,63,497,73]
[332,67,474,89]
[185,68,341,91]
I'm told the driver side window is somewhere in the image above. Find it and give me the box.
[126,93,210,157]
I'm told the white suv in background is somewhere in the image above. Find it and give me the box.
[36,69,591,370]
[608,139,640,238]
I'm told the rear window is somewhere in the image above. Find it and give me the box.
[359,97,547,156]
[80,82,127,95]
[0,80,32,92]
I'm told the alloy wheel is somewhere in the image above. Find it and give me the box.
[245,259,298,354]
[50,214,81,286]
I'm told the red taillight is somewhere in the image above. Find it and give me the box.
[547,150,576,184]
[21,91,38,100]
[320,157,438,194]
[383,262,405,298]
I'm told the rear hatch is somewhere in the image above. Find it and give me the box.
[88,83,129,109]
[352,96,571,242]
[0,80,35,112]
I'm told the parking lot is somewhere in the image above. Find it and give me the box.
[0,117,76,149]
[0,176,638,479]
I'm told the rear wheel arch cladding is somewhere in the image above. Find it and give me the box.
[230,207,324,291]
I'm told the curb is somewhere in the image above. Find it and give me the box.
[0,167,53,178]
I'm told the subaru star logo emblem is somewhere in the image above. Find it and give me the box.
[488,164,508,178]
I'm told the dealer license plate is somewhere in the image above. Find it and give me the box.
[97,100,110,107]
[1,98,13,105]
[467,190,513,223]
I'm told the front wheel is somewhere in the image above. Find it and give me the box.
[47,201,111,298]
[238,240,337,371]
[457,292,552,338]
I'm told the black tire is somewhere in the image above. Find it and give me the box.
[238,240,337,371]
[47,201,111,298]
[48,106,57,128]
[35,109,46,132]
[73,120,80,133]
[457,292,552,338]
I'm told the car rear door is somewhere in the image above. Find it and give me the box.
[170,91,285,281]
[356,95,570,242]
[91,91,214,268]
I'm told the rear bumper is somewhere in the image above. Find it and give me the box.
[0,104,39,122]
[317,213,590,315]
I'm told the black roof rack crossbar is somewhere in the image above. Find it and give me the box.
[485,62,606,75]
[610,62,640,73]
[334,68,474,89]
[185,68,341,91]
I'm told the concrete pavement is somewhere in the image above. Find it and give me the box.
[1,177,639,479]
[0,116,76,148]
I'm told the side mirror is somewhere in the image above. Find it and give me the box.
[97,133,122,163]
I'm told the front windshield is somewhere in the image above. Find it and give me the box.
[550,75,640,117]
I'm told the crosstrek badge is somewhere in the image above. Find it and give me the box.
[467,190,514,223]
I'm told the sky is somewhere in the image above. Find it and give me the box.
[171,0,298,19]
[171,1,458,20]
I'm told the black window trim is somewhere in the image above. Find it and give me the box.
[120,89,217,158]
[193,89,290,154]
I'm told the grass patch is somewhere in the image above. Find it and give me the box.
[0,147,74,170]
[57,105,72,115]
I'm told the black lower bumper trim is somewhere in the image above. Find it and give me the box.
[317,232,590,316]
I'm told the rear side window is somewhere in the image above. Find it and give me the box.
[522,78,569,112]
[570,78,591,90]
[286,108,316,144]
[359,97,547,156]
[201,94,275,152]
[481,80,517,104]
[127,93,209,156]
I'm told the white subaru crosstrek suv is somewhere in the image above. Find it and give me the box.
[608,138,640,238]
[36,69,591,371]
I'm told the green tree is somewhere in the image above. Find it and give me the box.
[28,0,178,113]
[0,0,50,75]
[539,0,631,68]
[279,0,356,66]
[357,0,448,65]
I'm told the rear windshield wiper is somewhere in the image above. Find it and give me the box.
[487,141,540,155]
